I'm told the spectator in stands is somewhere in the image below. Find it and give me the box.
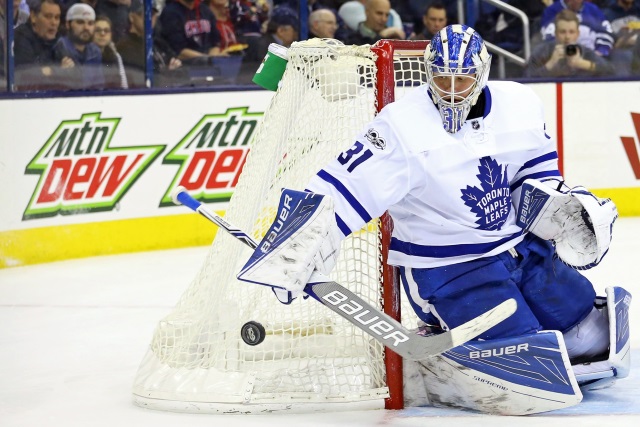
[265,5,299,47]
[475,0,550,53]
[1,0,30,84]
[409,0,446,40]
[283,0,349,42]
[309,8,339,39]
[391,0,459,35]
[1,0,31,32]
[92,14,127,88]
[159,0,225,63]
[540,0,614,57]
[603,0,640,75]
[61,0,99,26]
[605,0,640,38]
[209,0,243,50]
[239,5,298,84]
[525,9,615,77]
[390,0,418,30]
[338,0,403,33]
[345,0,405,45]
[14,0,76,90]
[276,0,348,39]
[94,0,130,43]
[244,4,298,58]
[230,0,268,38]
[54,3,105,89]
[117,0,187,87]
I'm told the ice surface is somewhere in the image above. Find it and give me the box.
[1,218,639,426]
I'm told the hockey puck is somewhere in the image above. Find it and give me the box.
[241,321,266,346]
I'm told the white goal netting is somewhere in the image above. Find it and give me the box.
[133,38,428,414]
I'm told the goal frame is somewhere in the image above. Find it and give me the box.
[133,38,430,414]
[375,39,429,410]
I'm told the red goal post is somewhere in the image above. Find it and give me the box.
[373,40,430,410]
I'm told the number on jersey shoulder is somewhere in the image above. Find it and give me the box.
[337,141,373,172]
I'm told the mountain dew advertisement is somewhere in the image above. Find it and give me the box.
[0,82,638,267]
[23,113,165,220]
[160,107,261,206]
[20,106,264,220]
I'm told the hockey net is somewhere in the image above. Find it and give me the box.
[133,39,429,414]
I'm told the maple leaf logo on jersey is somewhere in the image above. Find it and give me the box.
[460,157,511,230]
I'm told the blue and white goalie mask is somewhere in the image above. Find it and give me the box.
[424,25,492,133]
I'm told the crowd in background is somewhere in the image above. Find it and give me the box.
[2,0,640,91]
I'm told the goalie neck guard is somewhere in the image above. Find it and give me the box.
[424,25,492,133]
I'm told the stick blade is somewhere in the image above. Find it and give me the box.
[447,298,517,347]
[405,298,517,360]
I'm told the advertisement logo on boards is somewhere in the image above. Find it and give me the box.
[23,113,165,220]
[159,107,262,206]
[620,112,640,179]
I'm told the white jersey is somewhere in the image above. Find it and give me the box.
[306,81,562,268]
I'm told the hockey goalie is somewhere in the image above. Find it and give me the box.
[237,25,631,415]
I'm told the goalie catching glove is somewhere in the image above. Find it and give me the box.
[516,179,618,270]
[237,189,342,304]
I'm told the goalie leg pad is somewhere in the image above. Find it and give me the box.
[607,286,632,378]
[404,330,583,415]
[574,286,632,390]
[562,306,609,360]
[516,179,618,270]
[237,189,341,300]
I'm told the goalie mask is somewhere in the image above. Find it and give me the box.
[424,25,492,133]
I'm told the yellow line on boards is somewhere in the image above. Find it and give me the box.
[0,214,218,268]
[591,187,640,216]
[1,186,638,269]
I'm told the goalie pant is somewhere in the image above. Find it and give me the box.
[401,232,607,360]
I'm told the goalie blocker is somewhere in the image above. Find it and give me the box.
[237,188,342,304]
[404,286,631,415]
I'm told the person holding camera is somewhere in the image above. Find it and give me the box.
[525,9,614,78]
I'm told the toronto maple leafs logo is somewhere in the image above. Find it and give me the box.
[461,157,511,230]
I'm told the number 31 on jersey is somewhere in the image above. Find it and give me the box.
[337,141,373,172]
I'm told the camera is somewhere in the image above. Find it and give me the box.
[565,44,580,56]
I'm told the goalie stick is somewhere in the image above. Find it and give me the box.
[171,186,517,360]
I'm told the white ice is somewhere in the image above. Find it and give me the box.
[1,218,639,427]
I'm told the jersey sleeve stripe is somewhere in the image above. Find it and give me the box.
[390,231,524,258]
[520,151,558,171]
[510,170,562,193]
[317,169,373,223]
[334,213,351,237]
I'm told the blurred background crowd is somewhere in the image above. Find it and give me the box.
[1,0,640,91]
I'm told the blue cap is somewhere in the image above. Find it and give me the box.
[271,6,299,28]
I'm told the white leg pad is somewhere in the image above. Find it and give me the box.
[573,286,632,390]
[403,330,583,415]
